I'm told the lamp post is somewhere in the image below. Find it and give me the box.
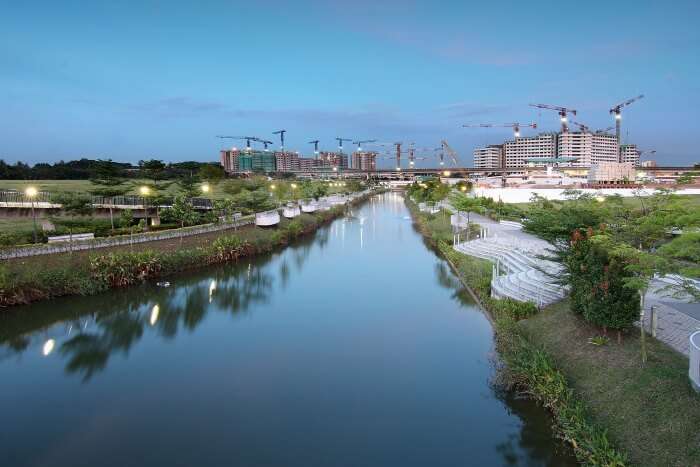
[25,187,38,243]
[139,186,150,228]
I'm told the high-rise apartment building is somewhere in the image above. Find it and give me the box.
[351,152,377,171]
[503,133,557,168]
[473,145,503,169]
[220,149,241,174]
[318,152,349,169]
[620,144,641,166]
[274,151,300,172]
[238,151,276,173]
[558,132,618,166]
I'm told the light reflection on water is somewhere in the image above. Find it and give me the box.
[0,192,575,467]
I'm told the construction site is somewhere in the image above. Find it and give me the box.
[215,95,699,189]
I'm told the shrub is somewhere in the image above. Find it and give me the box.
[211,235,246,262]
[285,219,304,238]
[90,251,163,287]
[487,297,538,320]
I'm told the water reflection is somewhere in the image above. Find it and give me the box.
[0,194,575,466]
[0,233,319,381]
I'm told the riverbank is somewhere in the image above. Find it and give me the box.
[0,192,376,309]
[406,199,628,466]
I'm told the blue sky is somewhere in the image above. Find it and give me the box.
[1,0,699,167]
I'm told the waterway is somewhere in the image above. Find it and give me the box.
[0,192,575,466]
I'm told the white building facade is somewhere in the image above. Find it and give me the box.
[503,133,557,168]
[620,144,641,166]
[473,145,503,169]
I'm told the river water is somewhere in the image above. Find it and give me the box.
[0,192,575,466]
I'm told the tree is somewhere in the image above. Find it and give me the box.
[213,199,236,223]
[170,196,198,240]
[89,159,128,230]
[302,182,328,201]
[554,229,640,343]
[138,159,167,185]
[176,172,201,198]
[51,192,94,217]
[199,164,225,184]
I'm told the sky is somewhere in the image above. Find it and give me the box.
[1,0,699,168]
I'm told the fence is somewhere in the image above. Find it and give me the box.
[0,191,213,209]
[0,216,254,259]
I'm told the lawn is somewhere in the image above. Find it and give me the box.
[0,218,37,234]
[0,179,230,199]
[0,179,359,201]
[519,300,700,467]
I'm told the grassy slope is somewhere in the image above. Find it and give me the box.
[408,198,700,466]
[520,301,700,466]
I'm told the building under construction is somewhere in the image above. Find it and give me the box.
[220,149,352,174]
[474,131,641,169]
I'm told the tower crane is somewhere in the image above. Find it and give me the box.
[308,140,320,155]
[254,138,274,151]
[353,139,377,152]
[595,126,615,134]
[393,142,402,170]
[335,137,352,153]
[216,135,257,151]
[440,140,460,166]
[463,122,537,138]
[529,103,577,132]
[272,129,287,151]
[609,94,644,143]
[570,121,590,132]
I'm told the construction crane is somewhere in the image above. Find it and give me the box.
[595,126,615,134]
[463,122,537,138]
[353,139,376,152]
[393,142,402,170]
[570,120,590,132]
[440,140,459,166]
[308,140,320,155]
[609,94,644,143]
[272,129,286,151]
[529,103,578,133]
[216,135,257,151]
[254,138,274,151]
[335,137,352,153]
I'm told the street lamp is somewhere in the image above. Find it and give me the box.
[201,183,211,194]
[139,186,151,227]
[25,186,38,243]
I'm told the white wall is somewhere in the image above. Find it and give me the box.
[472,187,700,203]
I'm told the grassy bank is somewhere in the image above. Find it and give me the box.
[0,195,373,309]
[406,199,628,466]
[520,301,700,466]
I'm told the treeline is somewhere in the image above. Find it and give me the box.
[0,158,223,180]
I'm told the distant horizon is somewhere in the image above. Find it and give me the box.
[2,0,699,167]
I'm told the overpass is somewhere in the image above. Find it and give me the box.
[295,165,698,180]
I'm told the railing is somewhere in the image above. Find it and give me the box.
[1,191,213,209]
[0,190,53,203]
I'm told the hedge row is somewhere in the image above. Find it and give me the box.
[0,206,347,308]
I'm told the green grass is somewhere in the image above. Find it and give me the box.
[0,179,361,201]
[0,218,37,233]
[0,179,232,199]
[519,301,700,467]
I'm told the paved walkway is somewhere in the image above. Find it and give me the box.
[642,285,700,356]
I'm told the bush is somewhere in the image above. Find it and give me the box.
[285,219,304,238]
[211,235,246,262]
[487,297,538,320]
[90,251,163,287]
